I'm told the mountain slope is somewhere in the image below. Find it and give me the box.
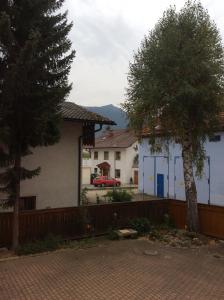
[85,104,128,129]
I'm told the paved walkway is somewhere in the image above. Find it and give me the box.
[1,239,224,299]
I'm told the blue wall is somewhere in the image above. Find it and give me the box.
[139,132,224,206]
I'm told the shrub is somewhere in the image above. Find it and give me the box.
[105,189,132,203]
[129,218,151,234]
[161,213,175,229]
[80,187,89,205]
[16,235,63,255]
[107,229,119,240]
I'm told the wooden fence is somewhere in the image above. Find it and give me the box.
[0,200,168,247]
[1,199,224,247]
[169,199,224,239]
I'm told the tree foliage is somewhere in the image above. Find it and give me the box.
[0,0,75,205]
[123,0,224,174]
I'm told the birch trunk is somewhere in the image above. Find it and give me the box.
[182,136,199,232]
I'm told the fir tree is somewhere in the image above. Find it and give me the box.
[0,0,75,249]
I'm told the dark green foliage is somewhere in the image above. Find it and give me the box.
[105,189,132,203]
[107,229,119,240]
[0,0,75,205]
[80,188,89,205]
[123,0,224,174]
[16,235,63,255]
[162,213,175,229]
[129,217,151,234]
[16,236,100,255]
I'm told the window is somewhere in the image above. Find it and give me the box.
[209,135,221,142]
[115,151,121,160]
[104,151,109,160]
[94,151,98,160]
[19,196,36,211]
[115,169,121,178]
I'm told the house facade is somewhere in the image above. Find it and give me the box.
[84,129,139,185]
[0,102,114,211]
[139,122,224,206]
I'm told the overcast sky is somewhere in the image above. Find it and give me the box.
[64,0,224,107]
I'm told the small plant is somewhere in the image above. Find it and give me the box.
[129,217,151,234]
[105,189,132,203]
[81,187,89,205]
[107,229,119,240]
[96,194,100,204]
[16,235,63,255]
[161,213,175,229]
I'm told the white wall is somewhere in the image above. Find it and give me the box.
[20,121,82,209]
[82,167,91,184]
[139,132,224,206]
[88,142,138,184]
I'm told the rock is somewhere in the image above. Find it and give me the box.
[117,228,138,239]
[143,250,158,256]
[208,239,216,246]
[192,238,203,246]
[164,255,172,259]
[213,254,222,259]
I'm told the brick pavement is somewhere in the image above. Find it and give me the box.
[0,239,224,299]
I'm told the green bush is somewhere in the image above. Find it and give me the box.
[107,229,119,240]
[129,217,151,234]
[16,235,63,255]
[161,213,175,229]
[105,189,132,203]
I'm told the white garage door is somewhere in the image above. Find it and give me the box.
[174,156,210,204]
[143,156,169,197]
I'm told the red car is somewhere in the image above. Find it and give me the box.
[93,176,121,187]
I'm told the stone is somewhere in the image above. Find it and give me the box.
[208,239,217,246]
[116,228,138,239]
[213,254,223,259]
[143,250,159,256]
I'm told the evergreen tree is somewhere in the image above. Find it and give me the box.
[123,1,224,231]
[0,0,75,249]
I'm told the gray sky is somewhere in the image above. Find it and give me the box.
[64,0,224,107]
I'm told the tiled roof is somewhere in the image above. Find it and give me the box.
[94,129,137,148]
[141,112,224,137]
[61,102,115,125]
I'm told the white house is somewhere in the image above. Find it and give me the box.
[0,102,114,210]
[139,114,224,206]
[84,129,139,185]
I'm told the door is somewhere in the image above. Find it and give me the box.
[134,170,138,184]
[157,174,164,198]
[174,156,210,204]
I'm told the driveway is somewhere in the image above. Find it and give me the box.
[1,239,224,299]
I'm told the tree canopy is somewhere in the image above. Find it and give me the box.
[123,0,224,172]
[0,0,75,248]
[123,0,224,232]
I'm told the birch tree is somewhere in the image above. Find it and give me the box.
[123,1,224,231]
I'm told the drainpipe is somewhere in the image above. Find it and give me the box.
[78,124,103,206]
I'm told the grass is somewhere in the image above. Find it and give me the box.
[16,235,102,256]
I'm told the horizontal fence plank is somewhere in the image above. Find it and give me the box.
[0,200,168,247]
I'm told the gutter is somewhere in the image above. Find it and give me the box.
[78,124,103,206]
